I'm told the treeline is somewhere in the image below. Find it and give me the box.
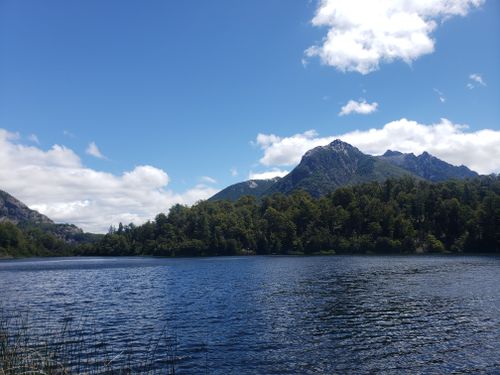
[80,176,500,257]
[0,222,101,258]
[0,222,72,258]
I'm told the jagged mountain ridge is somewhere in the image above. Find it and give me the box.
[265,140,417,197]
[378,150,478,182]
[210,139,480,201]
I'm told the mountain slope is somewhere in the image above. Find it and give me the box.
[0,189,89,243]
[265,140,417,197]
[209,141,481,202]
[378,150,478,182]
[0,189,53,225]
[209,178,280,201]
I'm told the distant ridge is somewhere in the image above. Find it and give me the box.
[209,177,280,202]
[378,150,478,182]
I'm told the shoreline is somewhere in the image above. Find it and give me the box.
[1,251,499,262]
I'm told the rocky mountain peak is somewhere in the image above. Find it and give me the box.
[304,139,360,159]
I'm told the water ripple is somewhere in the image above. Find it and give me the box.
[1,255,499,373]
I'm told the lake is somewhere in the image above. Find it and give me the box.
[1,255,499,373]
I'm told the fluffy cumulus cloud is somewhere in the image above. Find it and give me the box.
[248,169,289,180]
[305,0,483,74]
[255,130,326,166]
[339,99,378,116]
[0,129,217,233]
[254,119,500,174]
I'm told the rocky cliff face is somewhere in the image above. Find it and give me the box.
[0,189,85,242]
[0,189,53,225]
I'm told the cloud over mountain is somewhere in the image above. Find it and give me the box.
[248,169,289,180]
[0,129,217,233]
[255,118,500,174]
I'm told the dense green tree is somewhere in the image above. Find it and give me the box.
[6,176,494,258]
[0,221,73,258]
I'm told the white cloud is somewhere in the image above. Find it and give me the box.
[230,167,238,177]
[254,118,500,174]
[200,176,217,184]
[254,133,282,148]
[433,88,446,103]
[248,169,289,180]
[305,0,483,74]
[0,129,217,233]
[339,99,378,116]
[255,129,322,167]
[470,73,486,85]
[86,141,106,159]
[468,73,486,89]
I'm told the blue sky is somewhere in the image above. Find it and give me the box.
[0,0,499,231]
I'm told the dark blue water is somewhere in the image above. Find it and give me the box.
[1,255,499,374]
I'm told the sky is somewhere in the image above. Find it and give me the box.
[0,0,499,232]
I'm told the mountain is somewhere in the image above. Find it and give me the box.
[0,189,53,225]
[209,140,481,202]
[378,150,478,182]
[0,189,87,242]
[209,178,280,202]
[265,140,417,197]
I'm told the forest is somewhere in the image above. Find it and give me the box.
[1,176,498,258]
[77,176,500,257]
[0,221,73,258]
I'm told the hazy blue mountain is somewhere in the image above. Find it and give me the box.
[209,178,281,201]
[378,150,478,182]
[265,140,417,197]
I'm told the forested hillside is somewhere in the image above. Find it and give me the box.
[0,221,72,258]
[0,189,100,258]
[81,176,500,256]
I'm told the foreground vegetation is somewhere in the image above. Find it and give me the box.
[0,313,178,374]
[81,176,499,256]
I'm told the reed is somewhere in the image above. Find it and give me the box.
[0,312,178,374]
